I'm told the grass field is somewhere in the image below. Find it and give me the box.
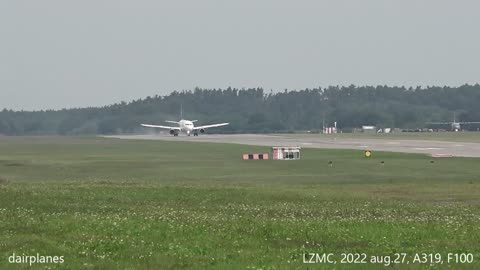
[0,136,479,269]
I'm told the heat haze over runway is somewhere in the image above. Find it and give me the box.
[106,134,480,158]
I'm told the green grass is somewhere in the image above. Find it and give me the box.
[0,136,479,269]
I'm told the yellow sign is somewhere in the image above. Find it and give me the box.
[365,150,372,158]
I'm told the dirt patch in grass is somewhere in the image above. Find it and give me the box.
[5,162,24,167]
[0,176,9,185]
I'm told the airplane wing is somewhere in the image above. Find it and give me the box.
[141,124,180,130]
[428,121,480,124]
[193,123,229,130]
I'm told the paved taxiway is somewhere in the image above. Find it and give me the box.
[108,134,480,157]
[106,134,480,157]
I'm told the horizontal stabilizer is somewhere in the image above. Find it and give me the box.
[141,124,180,130]
[165,120,180,124]
[427,122,451,125]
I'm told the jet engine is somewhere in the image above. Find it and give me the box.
[200,129,205,134]
[169,129,175,135]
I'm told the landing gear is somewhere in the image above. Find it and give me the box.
[194,132,199,136]
[173,133,178,137]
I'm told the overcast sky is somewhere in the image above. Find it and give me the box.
[1,1,479,110]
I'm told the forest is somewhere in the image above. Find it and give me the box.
[1,85,480,135]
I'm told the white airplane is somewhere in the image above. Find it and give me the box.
[141,119,229,136]
[428,112,480,132]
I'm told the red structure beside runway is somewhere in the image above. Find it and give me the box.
[242,153,269,160]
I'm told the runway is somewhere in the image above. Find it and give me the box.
[106,134,480,157]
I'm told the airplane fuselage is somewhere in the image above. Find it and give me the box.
[178,119,195,135]
[451,122,461,132]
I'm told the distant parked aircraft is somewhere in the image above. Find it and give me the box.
[428,112,480,131]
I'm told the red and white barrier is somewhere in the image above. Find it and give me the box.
[242,153,269,160]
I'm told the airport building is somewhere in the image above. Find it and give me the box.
[272,147,301,160]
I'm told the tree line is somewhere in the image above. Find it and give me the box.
[1,85,480,135]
